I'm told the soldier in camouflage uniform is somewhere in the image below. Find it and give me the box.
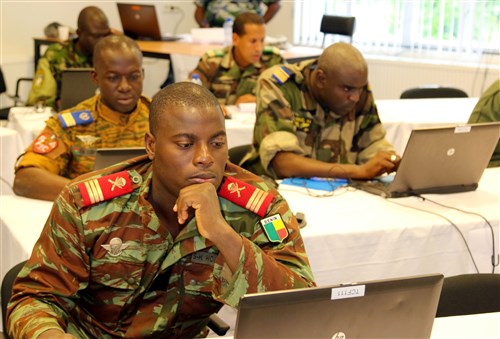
[194,0,281,27]
[243,42,401,180]
[467,79,500,167]
[7,82,315,339]
[189,12,283,107]
[14,35,150,202]
[27,6,111,110]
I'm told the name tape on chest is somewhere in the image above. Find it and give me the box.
[219,176,274,217]
[58,110,94,128]
[78,170,133,206]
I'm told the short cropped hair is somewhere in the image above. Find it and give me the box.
[149,82,222,135]
[92,35,143,68]
[233,12,265,36]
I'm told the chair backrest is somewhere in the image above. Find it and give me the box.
[436,273,500,317]
[1,260,27,338]
[59,68,98,111]
[400,85,468,99]
[320,15,356,47]
[0,67,7,94]
[228,144,252,166]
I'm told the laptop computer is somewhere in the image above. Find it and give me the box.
[94,147,147,170]
[234,273,444,339]
[116,3,182,41]
[351,123,500,198]
[59,68,98,111]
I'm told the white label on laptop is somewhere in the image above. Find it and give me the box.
[454,125,471,133]
[331,284,366,300]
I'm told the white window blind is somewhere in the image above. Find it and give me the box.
[293,0,499,63]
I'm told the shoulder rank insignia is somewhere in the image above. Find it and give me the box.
[58,110,94,128]
[101,237,129,257]
[33,133,58,154]
[263,46,280,55]
[260,214,289,243]
[219,176,274,217]
[78,170,133,207]
[271,66,292,85]
[206,49,225,58]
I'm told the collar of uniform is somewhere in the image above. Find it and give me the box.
[96,96,144,126]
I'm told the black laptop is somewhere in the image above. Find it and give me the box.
[234,274,444,339]
[94,147,147,170]
[116,3,181,41]
[351,123,500,198]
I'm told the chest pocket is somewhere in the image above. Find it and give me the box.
[182,251,217,294]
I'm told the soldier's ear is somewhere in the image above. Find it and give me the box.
[316,69,327,88]
[144,132,155,160]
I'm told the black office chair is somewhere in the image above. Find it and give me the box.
[0,260,229,337]
[228,144,252,166]
[0,67,32,120]
[436,273,500,317]
[320,15,356,47]
[400,85,468,99]
[1,260,27,338]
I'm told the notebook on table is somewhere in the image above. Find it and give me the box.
[117,3,182,41]
[59,68,98,111]
[351,123,500,198]
[94,147,147,170]
[234,273,444,339]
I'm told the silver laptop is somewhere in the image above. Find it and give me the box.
[116,3,181,41]
[94,147,147,170]
[352,123,500,198]
[234,274,444,339]
[59,68,98,111]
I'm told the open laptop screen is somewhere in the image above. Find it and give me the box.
[234,274,444,339]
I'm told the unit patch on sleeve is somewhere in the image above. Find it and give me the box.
[260,214,289,243]
[33,133,58,154]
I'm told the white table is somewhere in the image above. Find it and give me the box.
[6,106,53,148]
[223,98,480,154]
[0,127,24,193]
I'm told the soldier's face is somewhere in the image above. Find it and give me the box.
[146,104,228,204]
[92,49,143,114]
[233,23,265,68]
[318,66,368,117]
[78,21,111,56]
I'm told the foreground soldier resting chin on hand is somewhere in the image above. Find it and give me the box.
[6,82,315,339]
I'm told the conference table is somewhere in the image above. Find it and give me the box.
[0,127,24,192]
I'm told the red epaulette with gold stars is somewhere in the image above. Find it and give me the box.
[78,171,133,207]
[219,176,274,217]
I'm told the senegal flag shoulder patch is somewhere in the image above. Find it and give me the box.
[260,214,289,243]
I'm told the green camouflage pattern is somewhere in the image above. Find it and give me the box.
[27,38,92,109]
[244,59,395,177]
[189,45,284,105]
[195,0,279,27]
[467,79,500,167]
[7,159,315,338]
[16,95,151,179]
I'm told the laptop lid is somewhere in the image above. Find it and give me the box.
[353,123,500,198]
[234,274,444,339]
[59,68,98,111]
[94,147,147,170]
[117,3,181,41]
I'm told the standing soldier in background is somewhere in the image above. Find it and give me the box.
[27,6,111,110]
[189,12,283,114]
[194,0,281,27]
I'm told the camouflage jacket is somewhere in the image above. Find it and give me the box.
[7,159,315,338]
[16,95,151,179]
[194,0,280,27]
[189,45,284,105]
[245,59,395,177]
[467,79,500,167]
[27,38,91,109]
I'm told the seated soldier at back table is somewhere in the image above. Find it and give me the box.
[14,35,150,201]
[189,12,283,110]
[243,42,400,180]
[27,6,112,110]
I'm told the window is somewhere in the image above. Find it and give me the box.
[294,0,499,64]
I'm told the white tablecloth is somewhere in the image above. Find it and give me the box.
[6,106,53,148]
[0,127,24,193]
